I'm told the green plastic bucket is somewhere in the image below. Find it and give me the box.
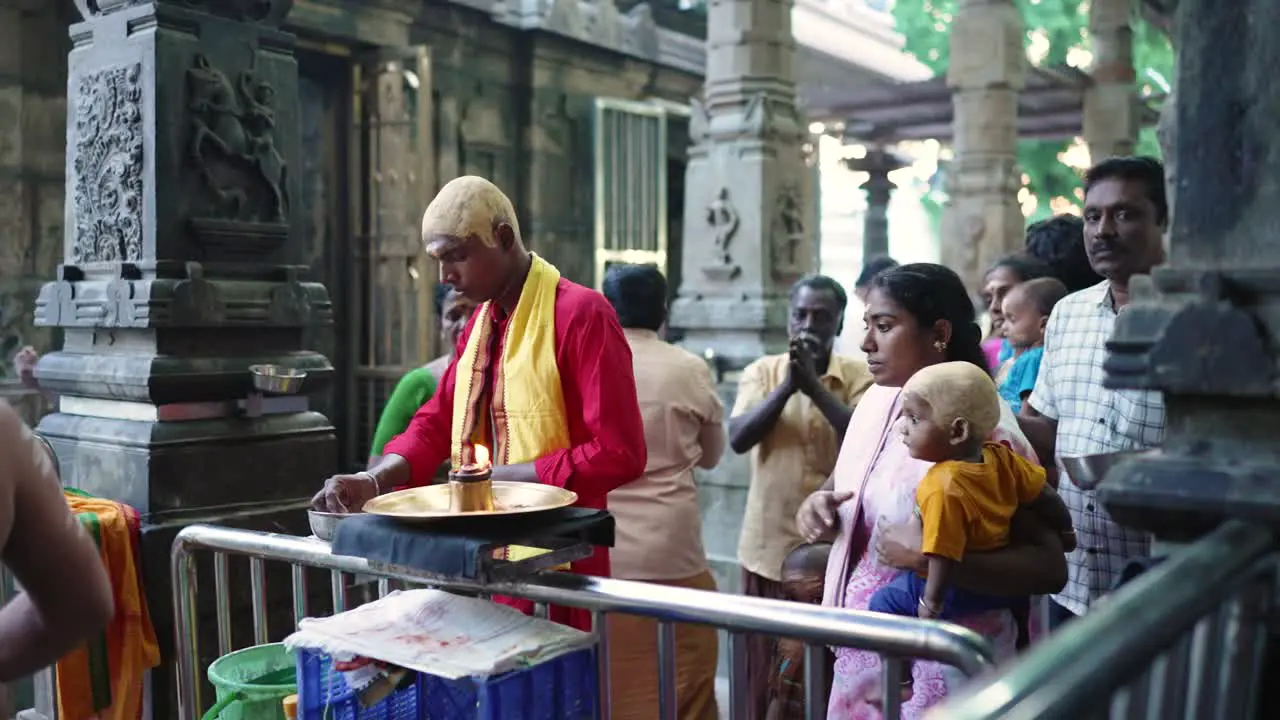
[202,643,297,720]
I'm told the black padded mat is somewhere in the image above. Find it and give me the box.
[330,507,614,579]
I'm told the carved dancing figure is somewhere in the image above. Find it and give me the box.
[776,188,804,268]
[706,187,739,265]
[239,74,289,221]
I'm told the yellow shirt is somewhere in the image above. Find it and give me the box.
[917,442,1047,562]
[733,353,873,581]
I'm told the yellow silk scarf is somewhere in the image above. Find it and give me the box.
[449,254,572,566]
[450,253,571,466]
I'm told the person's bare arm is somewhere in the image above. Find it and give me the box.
[0,407,114,681]
[919,556,955,619]
[697,420,726,470]
[1024,485,1076,551]
[879,507,1067,596]
[1018,402,1058,471]
[953,508,1067,595]
[728,380,794,454]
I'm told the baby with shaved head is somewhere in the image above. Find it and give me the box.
[996,276,1067,413]
[868,361,1074,704]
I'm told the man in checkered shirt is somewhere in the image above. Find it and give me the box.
[1020,156,1168,628]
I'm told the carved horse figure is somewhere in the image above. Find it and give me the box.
[187,55,251,217]
[187,53,289,222]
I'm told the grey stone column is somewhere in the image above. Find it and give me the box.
[1101,0,1280,546]
[942,0,1027,292]
[1084,0,1139,161]
[668,0,812,370]
[846,148,908,260]
[32,1,336,714]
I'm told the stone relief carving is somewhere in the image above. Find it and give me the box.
[545,0,588,40]
[688,97,710,144]
[179,0,291,24]
[74,0,290,24]
[961,213,985,279]
[742,91,802,142]
[772,184,805,278]
[187,53,289,225]
[71,63,145,264]
[702,188,741,281]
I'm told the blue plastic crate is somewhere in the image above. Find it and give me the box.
[296,646,599,720]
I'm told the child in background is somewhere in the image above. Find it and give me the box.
[995,277,1068,413]
[767,543,832,720]
[868,362,1075,701]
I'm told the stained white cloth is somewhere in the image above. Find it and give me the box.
[284,589,594,680]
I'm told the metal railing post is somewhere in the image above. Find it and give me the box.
[169,524,1001,720]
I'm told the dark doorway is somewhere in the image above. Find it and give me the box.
[295,50,354,469]
[666,115,689,343]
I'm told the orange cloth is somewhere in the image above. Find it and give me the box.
[606,571,719,720]
[56,491,160,720]
[917,442,1046,562]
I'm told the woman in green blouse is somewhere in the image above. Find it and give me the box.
[367,284,477,464]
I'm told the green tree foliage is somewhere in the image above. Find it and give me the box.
[893,0,1174,220]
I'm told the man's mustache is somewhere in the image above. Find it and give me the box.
[1090,239,1122,254]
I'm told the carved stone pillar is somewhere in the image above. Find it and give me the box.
[668,0,812,368]
[942,0,1026,292]
[34,1,335,713]
[1084,0,1139,161]
[1098,13,1280,689]
[846,149,908,260]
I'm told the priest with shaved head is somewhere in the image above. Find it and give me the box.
[313,176,647,630]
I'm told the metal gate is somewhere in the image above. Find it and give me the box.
[592,98,675,286]
[346,47,438,467]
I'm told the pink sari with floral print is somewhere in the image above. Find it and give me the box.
[821,383,1039,719]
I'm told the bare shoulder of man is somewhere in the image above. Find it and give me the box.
[0,403,16,552]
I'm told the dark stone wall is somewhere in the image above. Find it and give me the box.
[415,3,701,287]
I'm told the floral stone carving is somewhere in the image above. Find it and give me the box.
[71,63,145,264]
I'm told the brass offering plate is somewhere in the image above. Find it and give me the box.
[362,481,578,522]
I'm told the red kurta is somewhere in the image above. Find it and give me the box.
[382,277,647,630]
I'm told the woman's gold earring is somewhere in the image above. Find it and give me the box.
[934,340,948,354]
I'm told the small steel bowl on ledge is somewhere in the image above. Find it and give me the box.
[249,364,307,395]
[307,509,356,542]
[1060,449,1155,490]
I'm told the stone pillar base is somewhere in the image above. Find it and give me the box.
[670,295,790,371]
[38,411,335,514]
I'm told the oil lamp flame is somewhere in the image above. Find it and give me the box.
[474,444,490,468]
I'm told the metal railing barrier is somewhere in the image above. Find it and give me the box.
[171,524,1002,720]
[931,520,1277,719]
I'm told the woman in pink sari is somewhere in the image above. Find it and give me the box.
[796,264,1067,718]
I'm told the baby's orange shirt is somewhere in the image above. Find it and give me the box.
[916,442,1047,562]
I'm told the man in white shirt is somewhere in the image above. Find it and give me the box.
[1020,156,1169,628]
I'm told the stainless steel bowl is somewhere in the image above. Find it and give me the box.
[308,510,355,541]
[1060,450,1153,490]
[249,364,307,395]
